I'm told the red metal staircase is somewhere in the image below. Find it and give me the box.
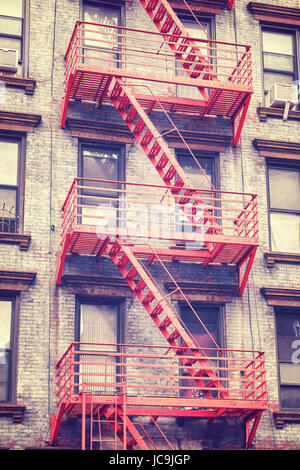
[106,238,227,399]
[51,0,267,451]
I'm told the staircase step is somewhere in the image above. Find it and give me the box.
[126,266,138,280]
[166,329,180,342]
[117,254,130,267]
[141,128,154,146]
[135,279,146,292]
[142,291,155,304]
[150,304,163,317]
[146,0,159,11]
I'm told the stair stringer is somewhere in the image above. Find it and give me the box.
[105,239,229,400]
[109,79,223,253]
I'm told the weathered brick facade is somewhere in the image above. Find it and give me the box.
[0,0,299,450]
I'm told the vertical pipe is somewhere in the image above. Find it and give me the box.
[82,384,86,450]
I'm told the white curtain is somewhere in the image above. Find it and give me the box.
[79,304,118,393]
[270,213,300,253]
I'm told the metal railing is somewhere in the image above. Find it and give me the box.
[60,178,259,249]
[55,342,267,408]
[0,205,18,234]
[64,21,253,96]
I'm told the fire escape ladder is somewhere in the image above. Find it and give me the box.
[138,0,218,104]
[109,78,222,253]
[106,238,228,400]
[90,400,118,450]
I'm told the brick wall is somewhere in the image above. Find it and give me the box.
[0,0,299,450]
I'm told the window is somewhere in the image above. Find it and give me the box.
[0,136,25,234]
[262,28,297,104]
[0,1,24,75]
[276,310,300,410]
[75,299,123,393]
[0,298,16,402]
[180,305,221,399]
[79,142,125,228]
[267,165,300,253]
[82,1,122,68]
[176,13,213,99]
[176,152,216,246]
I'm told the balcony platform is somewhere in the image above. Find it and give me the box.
[56,178,259,296]
[50,342,268,449]
[61,21,253,144]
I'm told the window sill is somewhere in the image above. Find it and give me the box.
[0,232,31,251]
[257,106,300,122]
[0,73,36,95]
[273,411,300,429]
[264,252,300,268]
[0,404,25,423]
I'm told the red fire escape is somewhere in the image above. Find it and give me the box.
[51,0,267,450]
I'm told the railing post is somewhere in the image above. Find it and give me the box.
[122,345,127,450]
[82,383,86,451]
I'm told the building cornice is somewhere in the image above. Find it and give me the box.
[66,118,133,143]
[0,270,36,291]
[165,281,236,302]
[62,274,132,297]
[169,1,227,14]
[0,74,36,95]
[253,139,300,161]
[248,2,300,26]
[261,286,300,307]
[0,110,41,133]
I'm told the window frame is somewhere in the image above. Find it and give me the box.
[266,162,300,254]
[179,302,224,399]
[261,25,299,106]
[75,296,125,345]
[0,133,26,235]
[0,0,26,76]
[175,150,219,247]
[275,308,300,411]
[175,11,215,99]
[0,294,19,404]
[80,0,125,26]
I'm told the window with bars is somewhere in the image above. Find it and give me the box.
[0,137,25,234]
[0,298,15,403]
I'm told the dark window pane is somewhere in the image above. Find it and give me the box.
[277,337,300,362]
[181,307,219,348]
[82,3,120,66]
[0,0,23,18]
[0,141,19,185]
[82,148,120,197]
[263,31,294,55]
[277,314,300,337]
[269,169,300,211]
[0,351,10,402]
[177,155,213,190]
[280,385,300,409]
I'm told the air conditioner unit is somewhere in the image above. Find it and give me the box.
[269,83,297,109]
[0,48,18,72]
